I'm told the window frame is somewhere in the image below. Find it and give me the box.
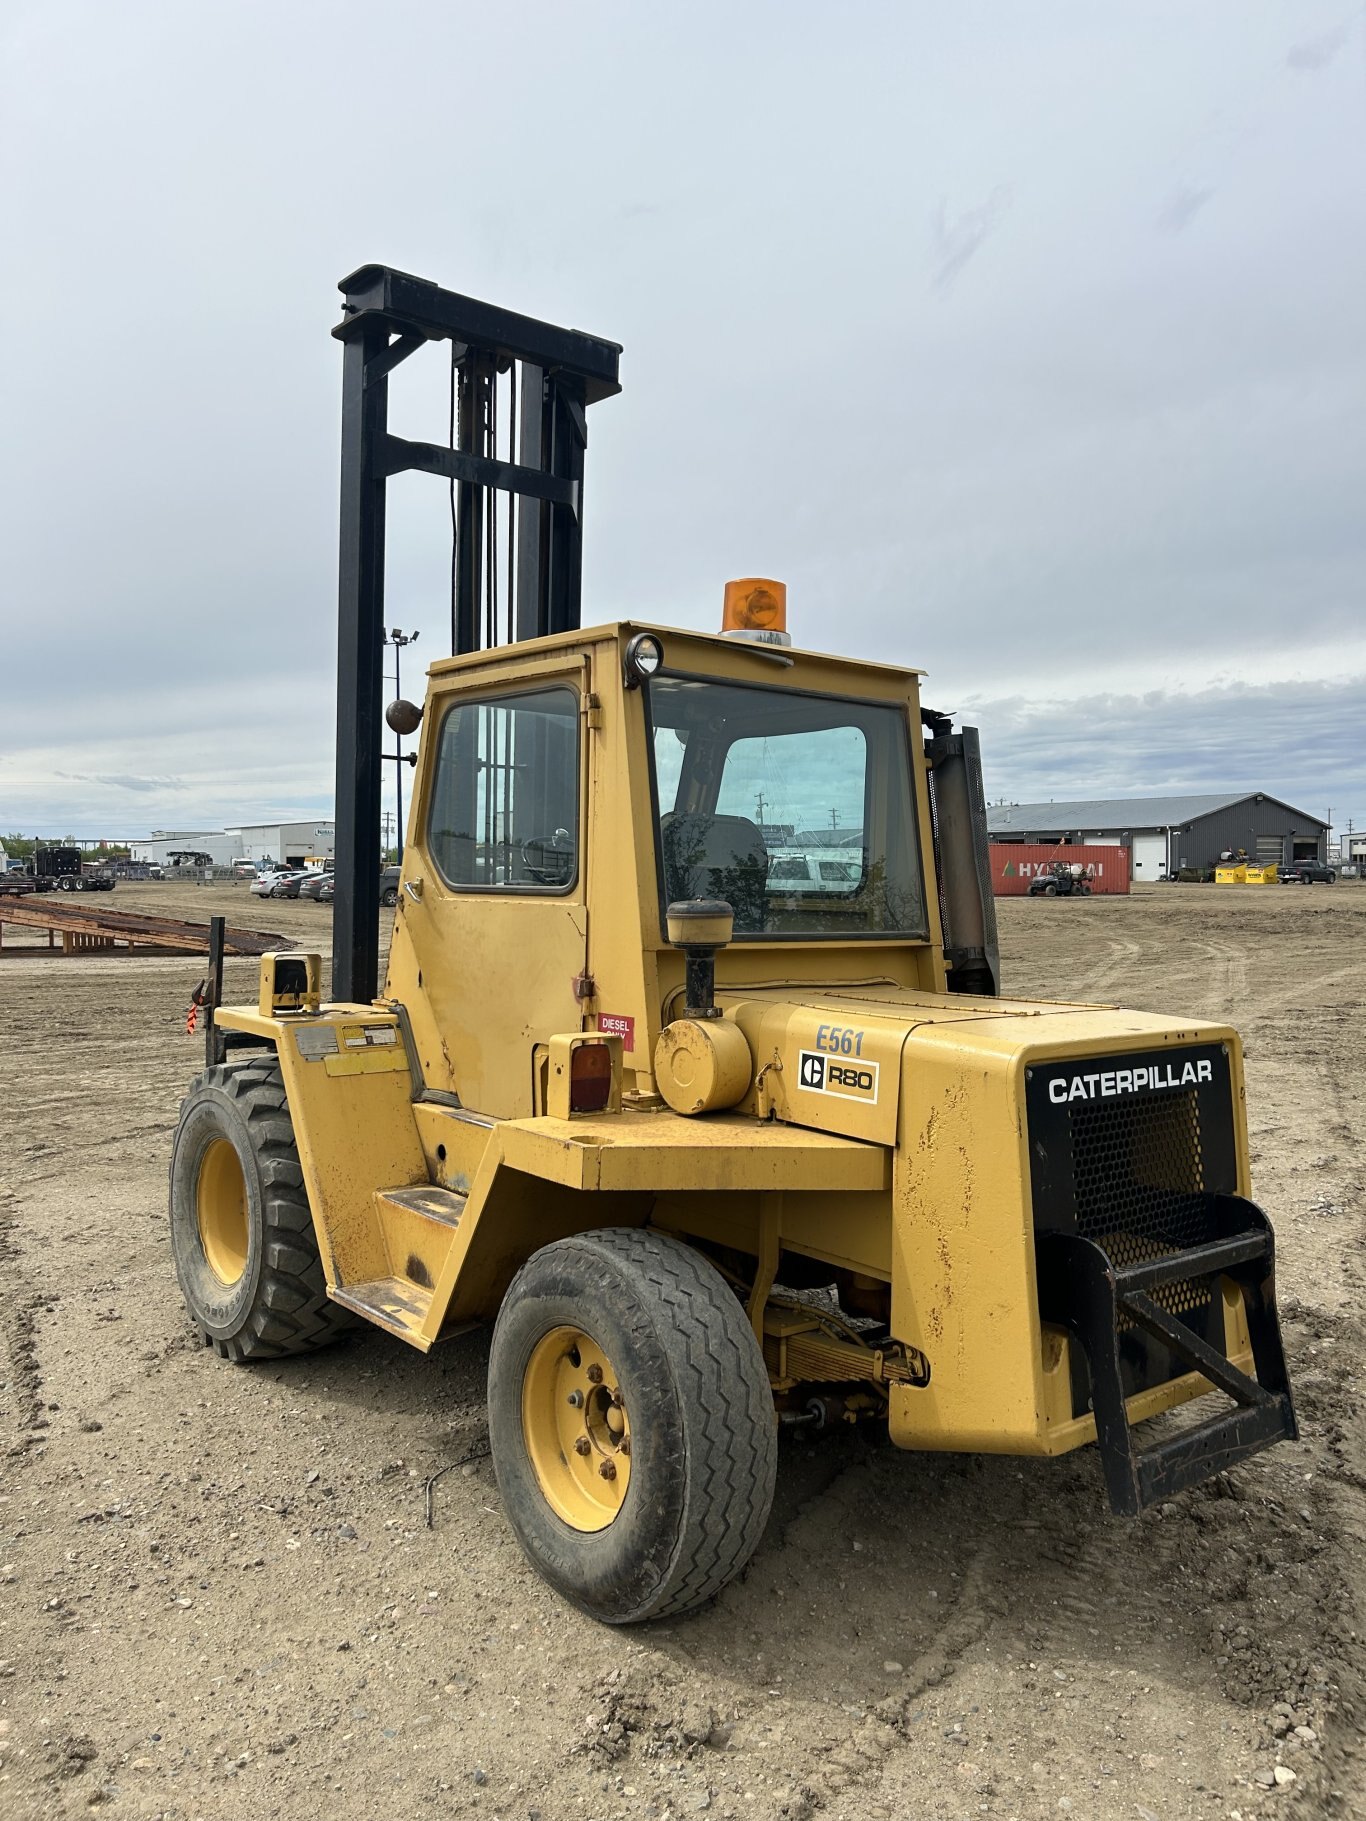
[425,681,582,897]
[642,668,930,945]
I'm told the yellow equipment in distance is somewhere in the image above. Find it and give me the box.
[172,592,1296,1624]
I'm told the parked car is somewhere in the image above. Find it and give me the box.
[297,871,335,901]
[269,871,314,899]
[250,869,293,898]
[1280,862,1336,884]
[380,864,400,907]
[231,860,259,878]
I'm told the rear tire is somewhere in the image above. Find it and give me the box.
[169,1060,356,1361]
[488,1228,777,1624]
[380,887,399,908]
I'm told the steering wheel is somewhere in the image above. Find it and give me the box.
[521,829,575,887]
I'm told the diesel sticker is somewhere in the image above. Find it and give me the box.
[798,1048,880,1103]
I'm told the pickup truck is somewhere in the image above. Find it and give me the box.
[1281,862,1336,884]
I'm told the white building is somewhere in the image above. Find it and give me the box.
[131,828,244,867]
[130,820,335,869]
[228,822,335,866]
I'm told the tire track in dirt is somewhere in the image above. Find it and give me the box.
[0,1191,52,1455]
[1069,934,1144,1002]
[1183,934,1251,1019]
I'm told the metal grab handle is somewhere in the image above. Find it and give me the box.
[404,878,423,903]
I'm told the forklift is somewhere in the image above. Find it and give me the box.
[169,267,1296,1623]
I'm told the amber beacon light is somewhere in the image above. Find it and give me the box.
[721,577,792,647]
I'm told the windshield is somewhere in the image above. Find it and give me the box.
[646,674,929,940]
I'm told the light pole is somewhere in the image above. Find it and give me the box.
[385,627,419,859]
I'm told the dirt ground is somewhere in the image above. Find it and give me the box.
[1,878,1363,1821]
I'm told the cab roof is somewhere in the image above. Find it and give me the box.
[424,621,925,682]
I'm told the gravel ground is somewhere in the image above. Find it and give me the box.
[1,879,1362,1820]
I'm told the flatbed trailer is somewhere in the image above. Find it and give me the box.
[0,899,287,957]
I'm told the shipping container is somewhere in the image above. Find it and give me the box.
[989,843,1131,896]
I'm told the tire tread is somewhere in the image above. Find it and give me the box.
[173,1061,356,1362]
[510,1228,777,1621]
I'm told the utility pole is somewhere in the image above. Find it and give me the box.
[385,627,419,857]
[382,808,394,859]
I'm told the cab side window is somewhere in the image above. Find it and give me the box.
[428,686,579,891]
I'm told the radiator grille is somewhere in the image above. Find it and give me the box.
[1069,1089,1211,1319]
[1025,1044,1239,1383]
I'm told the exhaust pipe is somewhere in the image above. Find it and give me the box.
[924,719,1000,998]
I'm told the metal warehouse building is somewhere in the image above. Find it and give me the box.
[130,828,243,868]
[228,822,335,866]
[131,821,335,869]
[988,793,1330,883]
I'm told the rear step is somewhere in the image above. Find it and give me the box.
[1037,1193,1297,1515]
[331,1274,435,1347]
[330,1184,471,1352]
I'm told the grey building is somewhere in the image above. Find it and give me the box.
[988,792,1330,882]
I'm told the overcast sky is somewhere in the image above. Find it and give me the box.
[2,2,1363,843]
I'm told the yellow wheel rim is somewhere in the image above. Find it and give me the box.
[197,1138,249,1286]
[522,1326,632,1532]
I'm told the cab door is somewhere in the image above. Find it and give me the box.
[385,655,588,1119]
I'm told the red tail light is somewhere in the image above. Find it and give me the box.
[570,1041,613,1114]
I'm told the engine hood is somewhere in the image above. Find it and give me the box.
[720,984,1233,1147]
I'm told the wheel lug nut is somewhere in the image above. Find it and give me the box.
[586,1364,603,1385]
[619,1437,630,1456]
[598,1460,616,1480]
[566,1390,583,1407]
[574,1436,591,1456]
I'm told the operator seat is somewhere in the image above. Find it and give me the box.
[660,813,769,932]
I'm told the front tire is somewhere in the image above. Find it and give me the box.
[380,886,399,908]
[488,1228,777,1624]
[169,1061,355,1360]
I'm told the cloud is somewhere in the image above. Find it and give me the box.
[966,676,1363,829]
[0,7,1362,850]
[1157,183,1215,234]
[931,187,1013,292]
[1286,20,1354,72]
[54,772,186,794]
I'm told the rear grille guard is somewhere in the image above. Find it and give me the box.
[1036,1193,1297,1515]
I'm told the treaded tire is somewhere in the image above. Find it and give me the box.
[488,1228,777,1624]
[169,1060,356,1361]
[380,887,399,907]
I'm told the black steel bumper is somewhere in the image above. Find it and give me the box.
[1036,1194,1298,1516]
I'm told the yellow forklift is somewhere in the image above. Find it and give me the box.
[170,267,1296,1622]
